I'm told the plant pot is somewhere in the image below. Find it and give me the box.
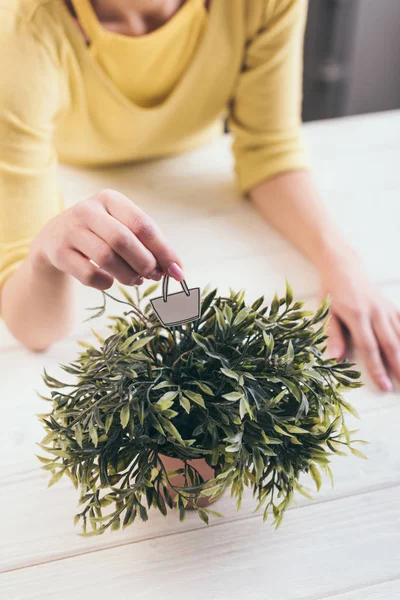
[158,453,221,509]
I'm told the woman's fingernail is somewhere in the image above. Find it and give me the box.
[379,376,392,392]
[149,268,163,281]
[167,262,185,281]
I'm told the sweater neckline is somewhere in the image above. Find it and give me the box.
[61,0,215,115]
[69,0,206,45]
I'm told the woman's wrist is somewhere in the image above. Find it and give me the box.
[312,233,362,278]
[28,238,62,281]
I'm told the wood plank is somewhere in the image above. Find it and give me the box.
[317,579,400,600]
[0,485,399,600]
[0,398,399,573]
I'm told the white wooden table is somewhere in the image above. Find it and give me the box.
[1,110,399,600]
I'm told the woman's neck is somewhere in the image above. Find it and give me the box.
[90,0,186,35]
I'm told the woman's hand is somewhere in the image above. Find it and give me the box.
[29,188,185,289]
[1,188,184,351]
[318,251,400,392]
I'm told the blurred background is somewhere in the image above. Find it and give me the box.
[302,0,400,121]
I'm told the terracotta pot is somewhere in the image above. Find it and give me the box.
[158,453,220,509]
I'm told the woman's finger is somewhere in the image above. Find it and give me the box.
[349,313,392,391]
[325,313,347,360]
[390,312,400,338]
[73,227,143,286]
[100,189,185,279]
[54,247,114,291]
[372,309,400,383]
[79,197,160,279]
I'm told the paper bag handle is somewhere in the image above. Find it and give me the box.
[162,274,190,303]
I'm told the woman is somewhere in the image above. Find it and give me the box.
[0,0,399,392]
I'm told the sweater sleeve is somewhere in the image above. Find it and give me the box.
[228,0,311,196]
[0,8,65,300]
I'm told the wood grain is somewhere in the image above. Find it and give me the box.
[0,486,399,600]
[318,580,400,600]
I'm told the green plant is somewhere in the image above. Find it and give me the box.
[37,281,366,535]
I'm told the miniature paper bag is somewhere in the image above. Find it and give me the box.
[150,275,200,327]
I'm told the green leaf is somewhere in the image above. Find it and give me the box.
[149,412,165,435]
[156,390,179,410]
[77,339,96,350]
[270,390,287,405]
[90,328,105,344]
[292,300,305,310]
[89,422,98,447]
[269,293,280,318]
[220,368,239,381]
[239,396,251,420]
[179,394,191,414]
[130,336,155,352]
[35,454,53,465]
[214,306,227,333]
[183,390,206,408]
[105,414,114,433]
[350,447,368,460]
[142,282,160,298]
[251,296,264,311]
[48,469,65,488]
[285,424,309,434]
[295,482,314,499]
[233,307,250,327]
[118,286,135,304]
[262,331,274,354]
[285,279,294,306]
[160,418,185,444]
[153,381,176,390]
[273,424,292,437]
[287,340,294,363]
[191,332,210,353]
[75,423,83,448]
[205,509,224,518]
[162,409,178,419]
[309,463,322,491]
[198,509,209,525]
[120,404,130,429]
[120,331,143,352]
[253,448,264,483]
[340,399,360,419]
[200,289,217,317]
[260,446,277,457]
[302,369,326,384]
[194,381,214,395]
[223,303,233,324]
[222,391,243,402]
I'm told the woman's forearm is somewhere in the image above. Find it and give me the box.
[0,250,76,352]
[248,169,360,272]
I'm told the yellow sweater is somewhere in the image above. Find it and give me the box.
[0,0,310,293]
